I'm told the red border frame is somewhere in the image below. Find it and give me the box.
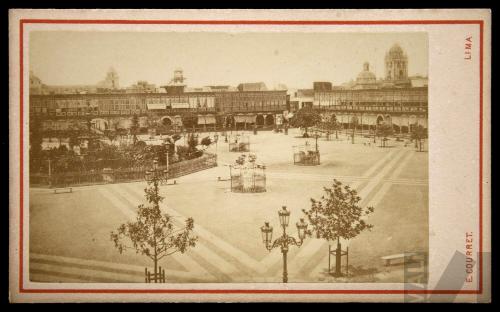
[18,19,485,295]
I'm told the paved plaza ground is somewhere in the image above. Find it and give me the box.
[29,128,428,283]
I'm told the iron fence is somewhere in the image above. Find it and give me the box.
[229,165,266,193]
[30,153,217,188]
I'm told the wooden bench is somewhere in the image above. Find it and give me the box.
[54,188,72,194]
[381,252,418,266]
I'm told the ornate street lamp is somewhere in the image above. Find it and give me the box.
[260,206,309,283]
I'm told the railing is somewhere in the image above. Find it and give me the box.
[293,150,320,166]
[30,153,217,188]
[229,142,250,152]
[221,106,286,113]
[33,108,218,119]
[166,153,217,179]
[230,167,266,193]
[315,105,427,114]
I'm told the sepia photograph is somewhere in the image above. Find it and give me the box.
[27,31,429,284]
[9,9,490,303]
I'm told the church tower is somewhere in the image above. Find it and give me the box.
[385,44,408,81]
[104,67,119,89]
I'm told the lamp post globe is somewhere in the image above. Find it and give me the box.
[260,222,273,248]
[278,206,290,228]
[296,218,308,241]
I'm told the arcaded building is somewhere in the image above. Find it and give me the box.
[313,44,428,133]
[29,69,287,131]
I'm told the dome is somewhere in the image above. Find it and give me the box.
[357,70,376,81]
[386,44,406,59]
[356,62,376,84]
[389,43,403,54]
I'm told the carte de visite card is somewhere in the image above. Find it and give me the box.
[8,9,491,303]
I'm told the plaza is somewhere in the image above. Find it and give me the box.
[29,128,428,283]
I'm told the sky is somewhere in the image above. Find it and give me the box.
[29,31,428,90]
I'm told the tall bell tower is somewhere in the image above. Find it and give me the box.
[385,44,408,81]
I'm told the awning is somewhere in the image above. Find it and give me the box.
[197,115,216,125]
[172,102,189,109]
[147,103,166,110]
[234,115,256,123]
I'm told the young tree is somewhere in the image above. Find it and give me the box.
[131,114,139,145]
[376,123,394,148]
[290,107,322,138]
[302,179,374,276]
[200,136,212,149]
[110,174,198,281]
[410,124,427,152]
[187,133,198,153]
[350,117,359,144]
[328,115,342,139]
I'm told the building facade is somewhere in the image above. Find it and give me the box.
[288,89,314,111]
[29,76,287,131]
[313,43,428,133]
[30,92,217,131]
[214,90,287,127]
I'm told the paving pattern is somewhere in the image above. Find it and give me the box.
[29,131,428,283]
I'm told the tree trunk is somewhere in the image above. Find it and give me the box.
[335,237,342,276]
[153,256,158,283]
[153,180,159,281]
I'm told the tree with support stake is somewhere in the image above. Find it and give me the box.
[351,118,359,144]
[328,115,341,140]
[302,179,374,277]
[410,124,427,152]
[110,161,198,283]
[376,123,394,148]
[329,243,349,277]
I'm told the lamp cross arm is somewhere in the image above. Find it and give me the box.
[267,234,303,250]
[286,236,303,247]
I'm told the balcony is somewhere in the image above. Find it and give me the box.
[316,105,427,114]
